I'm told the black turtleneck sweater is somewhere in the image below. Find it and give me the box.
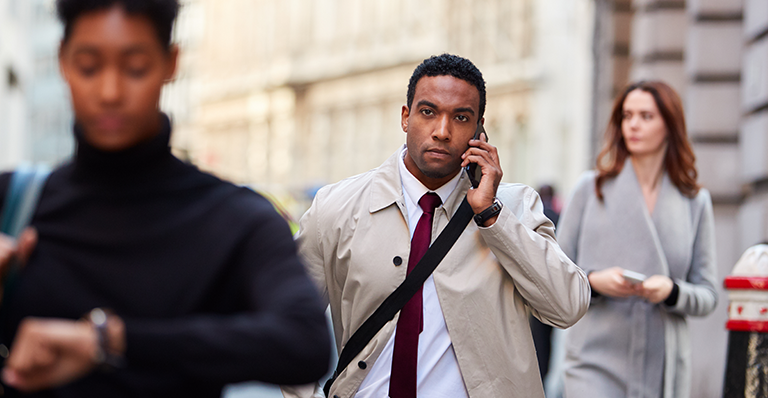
[0,115,330,397]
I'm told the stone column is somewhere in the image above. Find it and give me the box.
[630,0,687,91]
[686,0,744,396]
[740,0,768,249]
[590,0,633,161]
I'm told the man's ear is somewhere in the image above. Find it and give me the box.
[401,105,410,132]
[164,44,180,82]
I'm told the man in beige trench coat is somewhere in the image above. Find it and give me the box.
[283,54,590,398]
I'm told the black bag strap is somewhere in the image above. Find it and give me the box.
[324,196,474,396]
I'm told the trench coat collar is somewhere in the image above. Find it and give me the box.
[368,146,471,217]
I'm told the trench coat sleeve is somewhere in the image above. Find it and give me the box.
[663,190,718,317]
[294,188,330,306]
[281,190,332,398]
[478,185,590,328]
[555,172,594,267]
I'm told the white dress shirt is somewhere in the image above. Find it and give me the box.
[355,146,470,398]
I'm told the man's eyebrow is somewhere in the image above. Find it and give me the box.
[454,107,476,115]
[416,100,438,109]
[415,101,476,115]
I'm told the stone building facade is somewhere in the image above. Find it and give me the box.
[169,0,595,215]
[593,0,764,395]
[0,0,72,170]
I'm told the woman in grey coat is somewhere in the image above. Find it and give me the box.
[558,81,718,398]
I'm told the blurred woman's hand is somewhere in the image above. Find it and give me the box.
[0,228,38,301]
[0,228,37,269]
[639,275,674,304]
[588,267,643,298]
[2,313,126,392]
[2,318,98,392]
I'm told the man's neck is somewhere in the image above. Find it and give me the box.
[402,149,461,191]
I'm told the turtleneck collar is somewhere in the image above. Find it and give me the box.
[73,113,174,184]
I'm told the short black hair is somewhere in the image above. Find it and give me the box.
[407,54,487,120]
[57,0,180,50]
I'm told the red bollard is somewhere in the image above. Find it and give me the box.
[724,244,768,397]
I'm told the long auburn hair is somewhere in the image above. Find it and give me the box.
[595,80,699,200]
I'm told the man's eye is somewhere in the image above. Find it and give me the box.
[456,115,468,122]
[421,109,434,116]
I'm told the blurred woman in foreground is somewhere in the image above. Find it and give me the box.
[0,0,329,395]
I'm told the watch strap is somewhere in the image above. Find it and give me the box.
[87,308,125,371]
[474,199,502,226]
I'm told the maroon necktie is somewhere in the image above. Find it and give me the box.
[389,192,442,398]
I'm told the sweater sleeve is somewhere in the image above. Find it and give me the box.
[664,189,719,317]
[122,204,332,386]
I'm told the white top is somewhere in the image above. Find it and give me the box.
[355,146,469,398]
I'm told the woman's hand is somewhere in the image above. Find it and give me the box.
[0,228,38,296]
[2,313,125,392]
[588,267,643,298]
[2,318,99,392]
[639,275,674,304]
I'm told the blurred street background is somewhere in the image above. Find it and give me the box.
[0,0,765,396]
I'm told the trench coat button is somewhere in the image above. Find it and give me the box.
[333,396,340,398]
[393,256,403,266]
[358,360,367,369]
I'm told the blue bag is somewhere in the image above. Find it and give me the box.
[0,164,50,308]
[0,164,50,238]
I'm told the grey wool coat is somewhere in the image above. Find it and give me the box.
[557,161,718,398]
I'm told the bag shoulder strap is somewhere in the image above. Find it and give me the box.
[1,164,51,238]
[324,197,474,396]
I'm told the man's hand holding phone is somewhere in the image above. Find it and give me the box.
[461,123,503,225]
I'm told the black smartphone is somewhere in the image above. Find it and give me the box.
[465,123,485,188]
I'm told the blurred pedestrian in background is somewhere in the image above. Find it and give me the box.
[557,81,718,398]
[0,0,330,396]
[530,184,560,382]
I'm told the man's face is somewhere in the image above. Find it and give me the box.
[402,75,482,190]
[59,5,177,152]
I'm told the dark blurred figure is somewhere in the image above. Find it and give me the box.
[539,184,560,226]
[530,184,559,380]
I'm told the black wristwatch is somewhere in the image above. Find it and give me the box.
[86,308,125,371]
[474,198,503,226]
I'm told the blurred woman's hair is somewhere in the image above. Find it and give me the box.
[57,0,180,51]
[595,80,699,200]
